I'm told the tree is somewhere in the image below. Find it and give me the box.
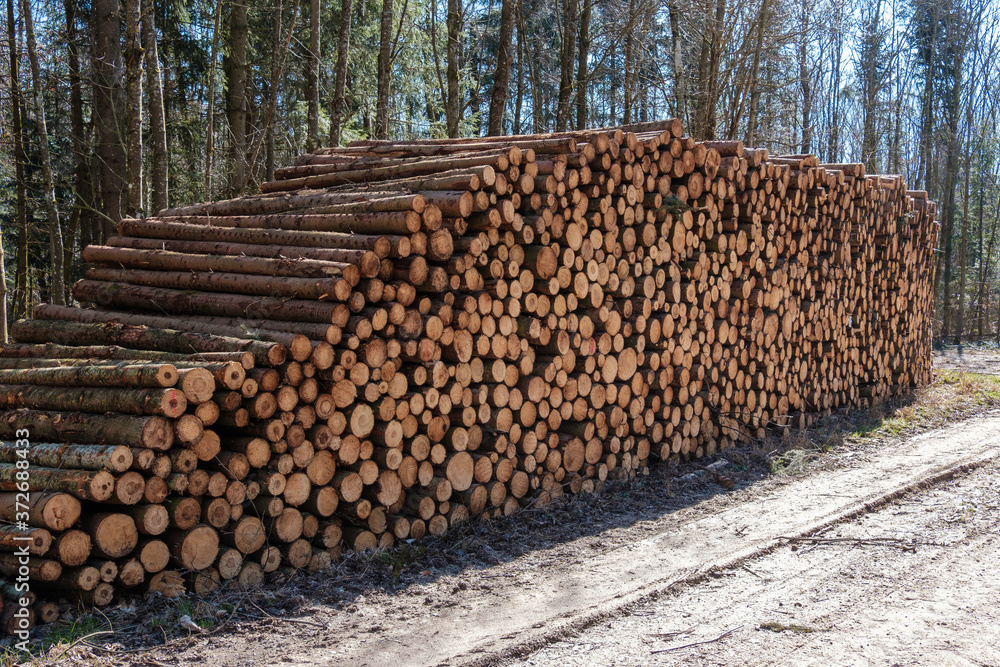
[376,0,393,139]
[123,0,143,216]
[225,0,249,194]
[92,0,127,234]
[329,0,353,145]
[306,0,321,151]
[20,0,65,304]
[555,0,577,131]
[487,0,515,135]
[142,0,168,213]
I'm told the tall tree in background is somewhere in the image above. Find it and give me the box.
[92,0,127,234]
[204,0,223,198]
[445,0,461,137]
[225,0,249,194]
[575,0,591,130]
[143,0,168,213]
[123,0,143,216]
[7,0,28,320]
[857,0,889,173]
[487,0,515,135]
[306,0,321,151]
[556,0,577,131]
[376,0,393,139]
[20,0,65,304]
[329,0,352,145]
[940,0,968,340]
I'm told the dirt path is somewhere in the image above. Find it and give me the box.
[933,346,1000,375]
[506,447,1000,667]
[89,409,1000,667]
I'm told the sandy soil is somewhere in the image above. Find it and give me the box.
[30,354,1000,667]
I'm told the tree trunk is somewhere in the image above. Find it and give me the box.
[486,0,515,136]
[142,0,168,213]
[513,12,523,134]
[123,0,143,216]
[7,0,27,322]
[64,0,96,254]
[204,0,223,200]
[859,0,881,173]
[225,0,249,194]
[798,0,811,154]
[744,0,768,146]
[941,42,964,340]
[575,0,590,130]
[445,0,461,137]
[955,121,972,343]
[242,0,301,192]
[0,386,188,418]
[92,0,127,235]
[329,0,352,146]
[667,0,684,125]
[306,0,321,151]
[0,411,175,450]
[376,0,393,139]
[556,0,577,131]
[0,444,133,474]
[20,0,66,305]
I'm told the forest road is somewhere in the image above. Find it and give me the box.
[228,411,1000,667]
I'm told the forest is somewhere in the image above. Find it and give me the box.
[0,0,998,343]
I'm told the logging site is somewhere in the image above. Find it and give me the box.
[3,0,1000,663]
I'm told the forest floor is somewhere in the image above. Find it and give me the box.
[14,350,1000,667]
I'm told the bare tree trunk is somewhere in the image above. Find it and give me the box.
[859,0,882,173]
[329,0,352,145]
[20,0,66,305]
[827,1,843,161]
[6,0,27,322]
[703,0,727,139]
[798,0,811,153]
[486,0,515,135]
[123,0,143,216]
[306,0,321,151]
[204,0,223,199]
[244,0,301,190]
[955,122,973,343]
[375,0,393,139]
[445,0,461,137]
[225,0,249,195]
[64,0,96,259]
[744,0,769,146]
[518,0,541,133]
[575,0,590,130]
[623,0,635,125]
[667,0,684,124]
[556,0,577,131]
[974,172,997,339]
[142,0,167,213]
[92,0,127,236]
[941,47,964,340]
[514,13,523,134]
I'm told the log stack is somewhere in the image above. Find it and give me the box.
[0,119,937,625]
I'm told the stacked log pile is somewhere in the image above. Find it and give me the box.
[0,119,936,624]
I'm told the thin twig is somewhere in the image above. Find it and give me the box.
[50,630,115,662]
[249,601,328,629]
[650,624,744,653]
[779,536,947,548]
